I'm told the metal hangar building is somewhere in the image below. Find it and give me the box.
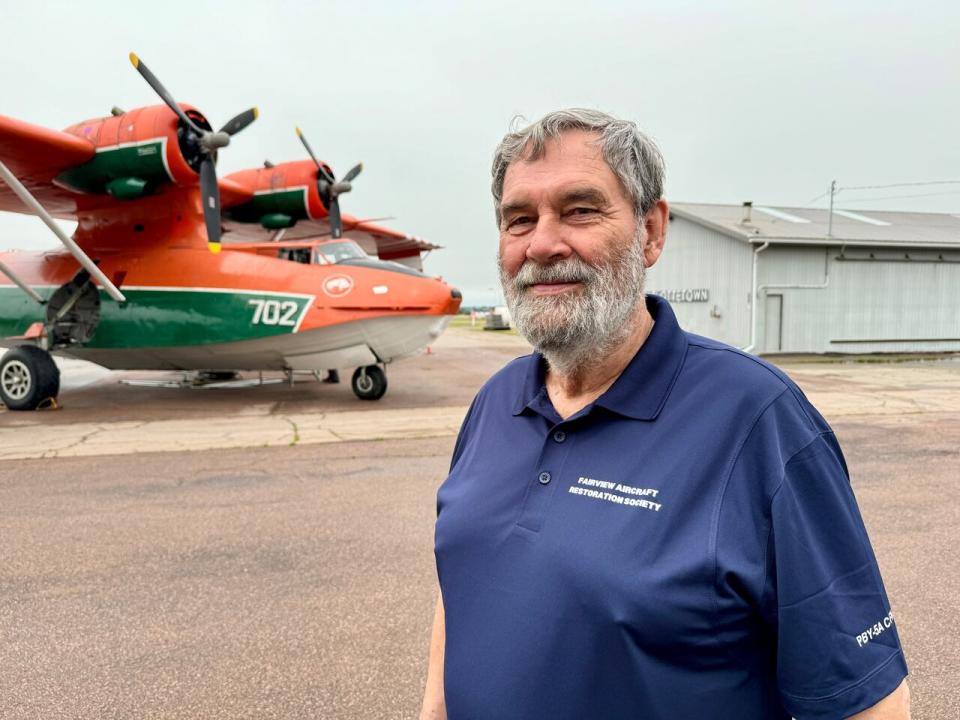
[648,203,960,354]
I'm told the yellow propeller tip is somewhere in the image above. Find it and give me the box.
[129,52,140,67]
[209,242,222,254]
[253,107,259,119]
[295,126,302,136]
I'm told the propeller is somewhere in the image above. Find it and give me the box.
[295,126,362,239]
[129,52,258,252]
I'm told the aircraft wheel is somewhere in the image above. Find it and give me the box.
[351,365,387,401]
[0,345,61,411]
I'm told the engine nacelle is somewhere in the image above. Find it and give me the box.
[56,104,211,198]
[224,160,330,229]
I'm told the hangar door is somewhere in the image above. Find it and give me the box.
[763,294,783,353]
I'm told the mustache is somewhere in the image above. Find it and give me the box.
[510,257,598,290]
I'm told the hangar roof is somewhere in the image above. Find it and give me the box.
[670,203,960,249]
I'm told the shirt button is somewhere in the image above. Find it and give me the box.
[553,430,566,443]
[538,471,551,485]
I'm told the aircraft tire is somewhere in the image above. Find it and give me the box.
[0,345,61,411]
[351,365,387,401]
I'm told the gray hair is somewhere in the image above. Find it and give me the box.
[491,108,665,226]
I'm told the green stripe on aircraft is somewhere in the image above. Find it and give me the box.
[0,287,312,348]
[227,188,311,225]
[56,140,169,195]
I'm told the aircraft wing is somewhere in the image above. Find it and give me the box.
[217,176,254,209]
[0,116,260,223]
[0,115,96,218]
[222,213,440,267]
[343,217,440,263]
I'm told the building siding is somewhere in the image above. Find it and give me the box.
[648,216,753,347]
[754,245,960,353]
[652,216,960,354]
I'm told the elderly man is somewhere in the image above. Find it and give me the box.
[421,109,910,719]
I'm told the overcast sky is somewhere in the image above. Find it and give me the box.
[2,0,958,304]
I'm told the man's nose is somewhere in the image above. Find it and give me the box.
[525,214,572,264]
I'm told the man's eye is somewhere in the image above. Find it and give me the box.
[506,217,533,230]
[569,207,598,216]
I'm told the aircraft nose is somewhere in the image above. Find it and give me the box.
[441,283,462,315]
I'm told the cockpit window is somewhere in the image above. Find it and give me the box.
[314,241,367,265]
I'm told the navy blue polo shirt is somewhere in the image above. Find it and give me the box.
[435,294,907,720]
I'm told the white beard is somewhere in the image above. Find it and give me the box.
[499,231,647,376]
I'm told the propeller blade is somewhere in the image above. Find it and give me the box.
[342,163,363,183]
[129,53,201,134]
[296,127,335,183]
[329,199,343,239]
[199,157,222,252]
[220,107,258,136]
[295,127,322,169]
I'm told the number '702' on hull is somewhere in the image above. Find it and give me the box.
[0,53,462,410]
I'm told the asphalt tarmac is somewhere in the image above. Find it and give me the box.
[1,329,958,719]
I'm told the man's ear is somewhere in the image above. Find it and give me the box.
[642,199,669,268]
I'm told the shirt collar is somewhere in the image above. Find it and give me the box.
[512,294,688,421]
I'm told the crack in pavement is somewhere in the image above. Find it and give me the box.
[0,406,470,460]
[40,425,106,459]
[280,416,300,446]
[44,420,151,459]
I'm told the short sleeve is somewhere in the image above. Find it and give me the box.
[771,432,908,719]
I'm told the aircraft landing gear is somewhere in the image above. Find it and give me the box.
[0,345,60,411]
[351,365,387,401]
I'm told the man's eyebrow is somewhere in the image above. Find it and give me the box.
[499,200,534,220]
[500,187,610,220]
[559,187,610,207]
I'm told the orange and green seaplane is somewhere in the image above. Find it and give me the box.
[0,54,461,410]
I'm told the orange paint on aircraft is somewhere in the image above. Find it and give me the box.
[0,55,461,407]
[224,160,331,220]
